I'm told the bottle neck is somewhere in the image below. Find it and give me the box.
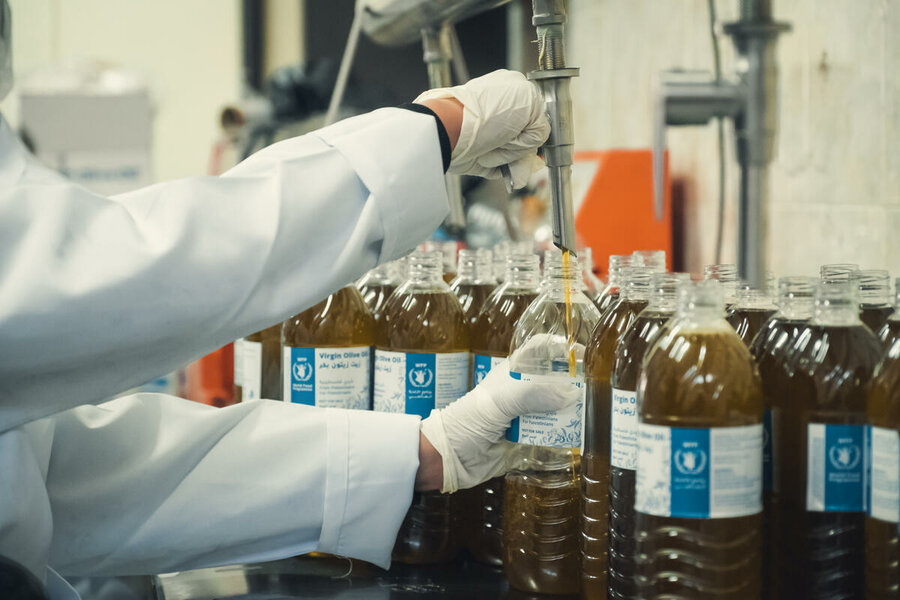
[858,270,891,307]
[455,250,493,285]
[607,255,634,287]
[813,283,862,327]
[505,255,541,290]
[675,281,727,324]
[621,268,651,302]
[407,252,445,288]
[778,297,814,321]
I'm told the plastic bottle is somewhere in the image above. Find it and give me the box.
[634,280,764,598]
[503,253,600,595]
[373,250,469,564]
[631,250,667,273]
[857,269,894,333]
[878,277,900,347]
[727,280,778,346]
[466,253,541,567]
[778,281,883,599]
[703,263,739,309]
[281,286,374,409]
[749,275,816,600]
[865,337,900,599]
[601,272,688,600]
[449,248,495,326]
[582,266,652,598]
[356,263,399,322]
[236,324,282,401]
[595,254,635,314]
[581,247,603,299]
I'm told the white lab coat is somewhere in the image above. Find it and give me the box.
[0,107,450,599]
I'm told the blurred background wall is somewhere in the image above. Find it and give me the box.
[1,0,896,276]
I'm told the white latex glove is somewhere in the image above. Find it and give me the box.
[420,358,579,493]
[414,69,549,189]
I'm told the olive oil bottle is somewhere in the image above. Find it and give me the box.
[449,249,495,327]
[865,337,900,600]
[748,276,816,600]
[878,278,900,347]
[503,253,600,596]
[374,250,469,564]
[727,282,777,346]
[634,280,764,599]
[236,324,282,402]
[777,281,883,599]
[466,252,540,567]
[858,269,894,333]
[595,254,635,314]
[356,263,399,322]
[281,286,374,409]
[603,272,688,600]
[582,266,652,598]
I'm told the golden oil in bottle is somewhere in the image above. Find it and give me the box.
[466,252,540,567]
[503,252,600,596]
[449,249,496,327]
[581,266,653,598]
[602,272,687,600]
[281,285,374,408]
[374,250,469,564]
[865,337,900,600]
[634,280,764,599]
[727,281,777,346]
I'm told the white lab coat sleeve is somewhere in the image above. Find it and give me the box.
[0,108,448,432]
[44,394,420,576]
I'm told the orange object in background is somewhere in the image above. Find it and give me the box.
[181,343,235,407]
[574,150,673,276]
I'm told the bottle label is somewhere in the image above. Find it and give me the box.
[233,339,244,386]
[806,423,865,512]
[868,425,899,523]
[373,350,469,418]
[610,388,638,470]
[505,372,584,448]
[635,423,763,519]
[242,340,263,401]
[472,353,504,388]
[282,346,370,410]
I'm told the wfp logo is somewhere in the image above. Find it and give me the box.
[292,361,313,382]
[408,365,434,388]
[674,446,707,476]
[828,441,860,470]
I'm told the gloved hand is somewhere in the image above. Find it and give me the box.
[420,358,579,493]
[414,69,549,189]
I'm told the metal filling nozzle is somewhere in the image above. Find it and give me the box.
[530,0,578,255]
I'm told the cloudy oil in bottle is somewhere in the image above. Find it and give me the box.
[634,280,764,599]
[466,252,540,567]
[503,252,600,595]
[602,272,687,600]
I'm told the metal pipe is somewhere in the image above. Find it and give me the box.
[530,0,578,254]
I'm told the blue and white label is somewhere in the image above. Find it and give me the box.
[282,346,370,409]
[373,350,469,418]
[868,425,899,523]
[505,372,584,448]
[806,423,865,512]
[472,354,504,389]
[635,423,762,519]
[611,388,639,469]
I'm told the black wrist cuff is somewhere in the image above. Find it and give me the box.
[399,102,451,173]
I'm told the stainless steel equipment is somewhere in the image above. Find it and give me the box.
[360,0,512,46]
[652,0,790,287]
[529,0,577,254]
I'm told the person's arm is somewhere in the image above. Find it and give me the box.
[43,396,421,575]
[0,108,448,433]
